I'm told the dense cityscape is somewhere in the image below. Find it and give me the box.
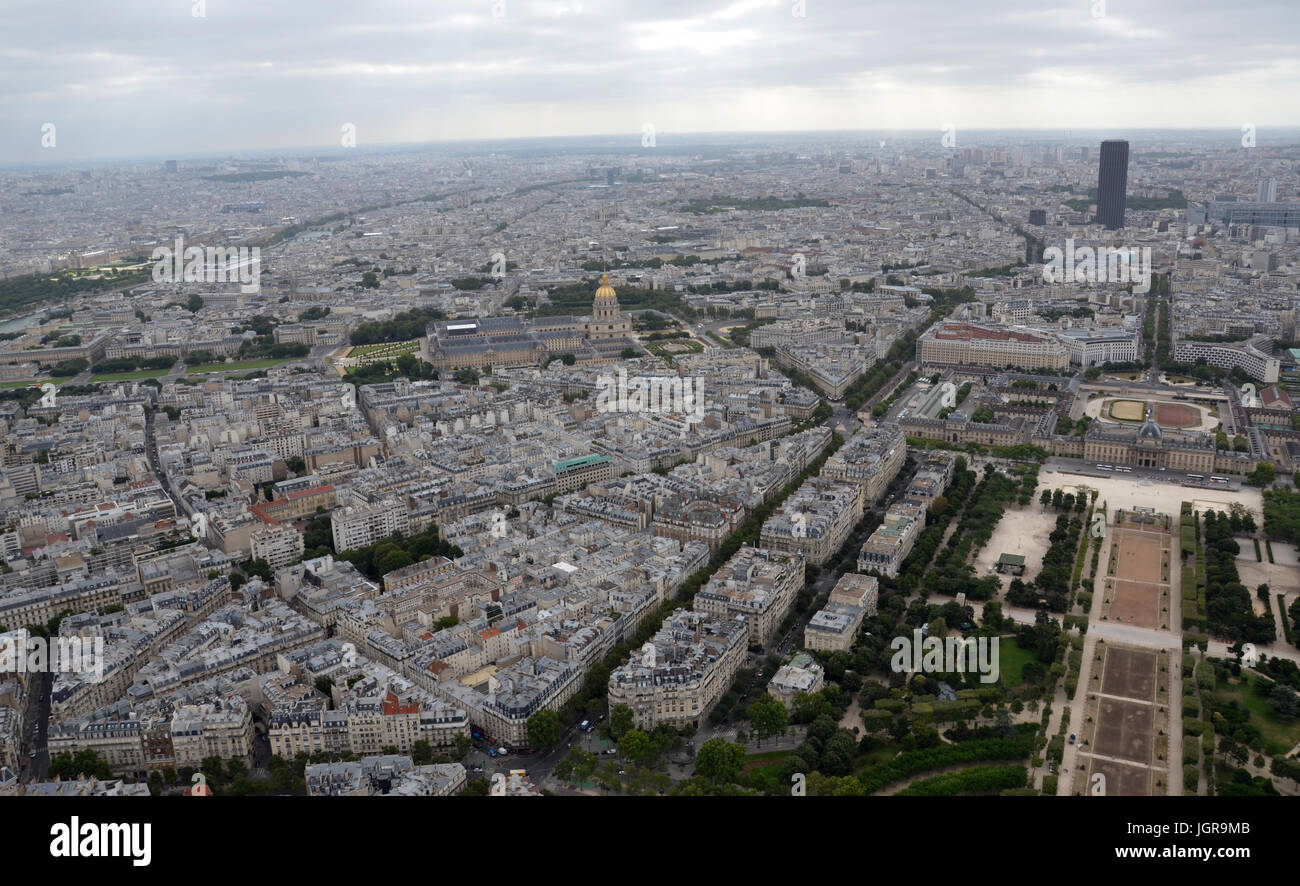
[1,6,1298,846]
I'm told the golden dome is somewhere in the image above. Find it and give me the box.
[594,272,617,301]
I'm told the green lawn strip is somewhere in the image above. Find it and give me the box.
[0,377,71,389]
[895,764,1028,796]
[1212,672,1300,756]
[857,732,1034,794]
[997,637,1038,688]
[188,358,293,374]
[89,368,169,381]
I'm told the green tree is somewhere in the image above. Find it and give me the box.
[746,694,789,743]
[48,749,111,781]
[411,740,434,764]
[618,729,653,766]
[1247,462,1276,487]
[376,549,413,576]
[526,709,561,749]
[694,738,745,784]
[610,703,634,740]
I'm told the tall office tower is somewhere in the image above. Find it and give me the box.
[1029,209,1047,226]
[1096,140,1129,230]
[1258,178,1278,203]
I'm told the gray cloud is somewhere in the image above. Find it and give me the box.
[1,0,1297,162]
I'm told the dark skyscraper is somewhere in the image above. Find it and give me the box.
[1096,140,1129,230]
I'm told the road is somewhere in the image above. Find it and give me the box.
[20,671,53,781]
[1043,456,1240,491]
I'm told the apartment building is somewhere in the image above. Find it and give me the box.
[693,546,804,647]
[250,524,305,570]
[431,656,581,747]
[331,498,409,552]
[1172,336,1280,383]
[821,423,907,504]
[551,454,614,494]
[169,697,254,770]
[804,573,878,652]
[759,478,863,566]
[606,609,747,730]
[767,653,826,708]
[917,321,1069,371]
[857,505,925,578]
[1054,327,1140,367]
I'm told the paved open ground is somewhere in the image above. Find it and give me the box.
[1077,644,1170,796]
[1102,519,1171,630]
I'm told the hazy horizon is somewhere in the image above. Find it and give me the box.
[4,0,1298,164]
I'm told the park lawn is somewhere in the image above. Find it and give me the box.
[350,340,419,358]
[852,739,903,775]
[740,749,791,792]
[1107,399,1146,422]
[1213,674,1300,757]
[90,368,169,381]
[0,377,71,389]
[188,358,293,374]
[740,750,791,775]
[997,637,1038,687]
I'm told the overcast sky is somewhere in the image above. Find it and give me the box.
[2,0,1297,163]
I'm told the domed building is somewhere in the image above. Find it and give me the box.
[427,273,641,370]
[586,273,633,340]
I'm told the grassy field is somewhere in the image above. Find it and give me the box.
[644,339,704,359]
[740,750,791,793]
[997,637,1038,687]
[90,368,169,381]
[1107,399,1146,422]
[1212,674,1300,756]
[187,358,293,374]
[348,340,420,363]
[0,377,71,389]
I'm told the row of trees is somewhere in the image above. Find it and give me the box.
[1203,510,1276,644]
